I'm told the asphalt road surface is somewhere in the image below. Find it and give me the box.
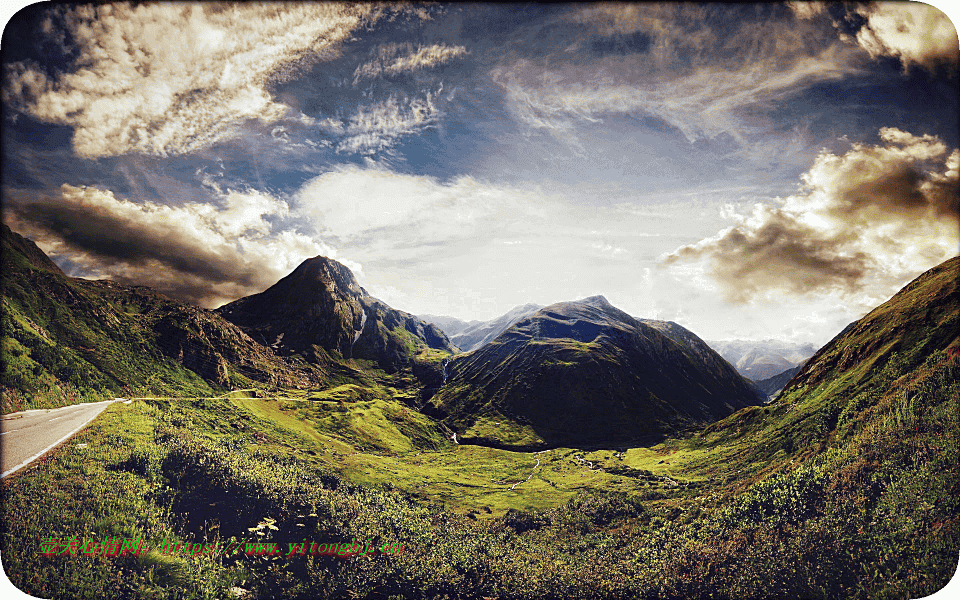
[1,400,126,478]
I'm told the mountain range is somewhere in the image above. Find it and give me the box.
[0,224,453,411]
[423,303,543,352]
[1,224,765,447]
[4,221,958,600]
[5,222,955,459]
[1,223,322,410]
[427,295,764,449]
[705,339,817,380]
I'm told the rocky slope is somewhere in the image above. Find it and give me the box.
[216,256,456,373]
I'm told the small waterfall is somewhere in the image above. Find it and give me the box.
[349,310,367,358]
[441,358,450,385]
[353,310,367,343]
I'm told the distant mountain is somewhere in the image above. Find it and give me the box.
[1,224,319,410]
[754,364,805,398]
[217,256,456,373]
[417,315,481,340]
[428,296,764,449]
[444,303,543,352]
[706,339,817,380]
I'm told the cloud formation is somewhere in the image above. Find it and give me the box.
[853,2,958,71]
[291,165,740,320]
[337,92,443,155]
[3,3,378,158]
[353,43,467,84]
[663,128,959,303]
[294,165,557,249]
[6,184,331,307]
[789,1,959,72]
[489,3,859,149]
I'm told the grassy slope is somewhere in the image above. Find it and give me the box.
[3,344,956,599]
[2,256,957,599]
[1,229,218,410]
[1,226,327,412]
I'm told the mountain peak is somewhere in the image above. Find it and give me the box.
[285,255,364,297]
[431,295,762,448]
[217,254,455,371]
[577,295,611,308]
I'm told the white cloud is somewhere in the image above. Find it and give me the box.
[787,2,828,20]
[662,128,959,304]
[353,43,467,83]
[3,3,381,158]
[855,2,958,71]
[337,92,443,155]
[494,50,853,146]
[292,165,734,319]
[491,4,859,148]
[7,184,331,307]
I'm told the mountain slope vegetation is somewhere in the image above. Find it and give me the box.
[1,224,323,411]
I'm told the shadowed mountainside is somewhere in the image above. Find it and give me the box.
[754,364,805,397]
[428,296,764,449]
[216,255,456,373]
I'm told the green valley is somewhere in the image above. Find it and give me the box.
[2,224,958,600]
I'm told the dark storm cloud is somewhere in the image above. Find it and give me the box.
[664,206,872,302]
[5,184,331,307]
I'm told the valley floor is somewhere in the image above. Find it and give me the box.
[2,345,958,600]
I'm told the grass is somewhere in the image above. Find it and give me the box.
[3,345,958,599]
[211,389,695,516]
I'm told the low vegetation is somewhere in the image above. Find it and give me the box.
[4,340,958,599]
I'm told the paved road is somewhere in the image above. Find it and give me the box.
[1,400,126,478]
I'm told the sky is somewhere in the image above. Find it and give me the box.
[1,1,958,347]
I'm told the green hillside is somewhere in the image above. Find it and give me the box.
[1,224,321,411]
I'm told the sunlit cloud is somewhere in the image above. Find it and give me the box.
[492,3,859,149]
[2,2,381,158]
[788,1,959,73]
[662,128,959,304]
[854,2,958,71]
[337,91,443,155]
[353,43,467,84]
[292,165,730,318]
